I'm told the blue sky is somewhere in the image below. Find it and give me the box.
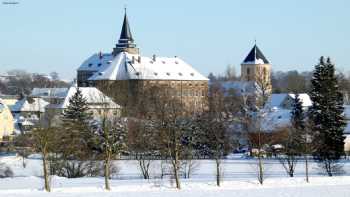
[0,0,349,80]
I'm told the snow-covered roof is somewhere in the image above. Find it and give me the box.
[219,81,261,96]
[266,94,288,108]
[265,93,312,109]
[49,87,120,109]
[242,44,270,65]
[289,94,312,107]
[31,88,69,98]
[11,97,49,113]
[77,53,114,72]
[88,52,208,81]
[345,105,350,120]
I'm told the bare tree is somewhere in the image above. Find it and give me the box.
[254,66,272,107]
[30,126,55,192]
[91,115,127,190]
[195,83,234,186]
[146,86,188,189]
[276,127,299,177]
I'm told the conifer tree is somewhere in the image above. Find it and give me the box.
[62,87,91,122]
[291,94,309,181]
[309,56,346,176]
[58,87,93,177]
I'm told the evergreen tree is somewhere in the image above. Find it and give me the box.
[291,94,305,132]
[56,87,93,177]
[62,87,91,122]
[309,56,346,176]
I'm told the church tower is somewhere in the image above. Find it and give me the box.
[241,44,271,92]
[112,10,139,56]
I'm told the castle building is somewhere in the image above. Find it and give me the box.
[77,11,208,113]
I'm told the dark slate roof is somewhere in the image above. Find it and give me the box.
[242,44,269,64]
[119,13,133,41]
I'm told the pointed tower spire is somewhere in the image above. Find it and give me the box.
[112,8,139,56]
[242,44,269,65]
[119,9,134,41]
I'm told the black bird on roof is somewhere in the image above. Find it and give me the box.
[242,44,269,64]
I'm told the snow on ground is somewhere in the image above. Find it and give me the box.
[1,154,350,196]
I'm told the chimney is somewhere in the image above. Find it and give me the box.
[152,54,156,62]
[132,56,135,64]
[99,51,103,59]
[138,56,141,63]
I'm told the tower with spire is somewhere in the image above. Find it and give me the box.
[112,9,139,56]
[241,44,271,92]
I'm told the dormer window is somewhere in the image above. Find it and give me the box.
[175,61,179,64]
[178,73,183,76]
[190,73,194,76]
[154,72,158,76]
[135,72,141,76]
[166,72,170,76]
[162,61,166,64]
[98,63,102,67]
[88,63,93,67]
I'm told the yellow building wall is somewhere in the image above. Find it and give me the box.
[0,103,14,141]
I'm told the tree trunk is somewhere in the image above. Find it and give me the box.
[305,155,309,183]
[139,159,150,179]
[42,152,50,192]
[173,152,181,189]
[22,156,26,168]
[258,153,264,185]
[104,151,111,190]
[215,159,221,187]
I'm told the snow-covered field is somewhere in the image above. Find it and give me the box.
[1,154,350,197]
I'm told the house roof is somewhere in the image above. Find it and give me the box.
[31,88,69,98]
[265,93,312,109]
[88,52,208,81]
[11,97,49,113]
[242,44,270,65]
[77,53,114,72]
[47,87,120,109]
[219,81,262,96]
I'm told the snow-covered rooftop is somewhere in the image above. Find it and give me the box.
[11,97,49,113]
[220,81,261,96]
[31,88,69,98]
[345,105,350,120]
[265,93,312,109]
[78,53,114,72]
[87,52,208,81]
[48,87,120,109]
